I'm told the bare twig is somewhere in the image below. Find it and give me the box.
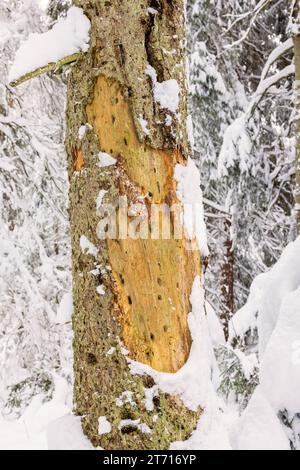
[9,52,81,87]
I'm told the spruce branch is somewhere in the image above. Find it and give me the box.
[9,52,81,87]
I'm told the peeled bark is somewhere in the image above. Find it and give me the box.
[66,0,202,449]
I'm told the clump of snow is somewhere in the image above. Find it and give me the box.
[154,80,180,114]
[96,285,105,296]
[96,189,108,210]
[78,123,92,140]
[56,292,73,324]
[138,116,150,136]
[143,386,159,412]
[165,115,173,126]
[9,7,91,83]
[147,7,158,15]
[146,64,180,114]
[174,158,209,256]
[80,235,98,257]
[218,117,252,177]
[98,152,117,168]
[98,416,112,436]
[107,347,116,356]
[145,64,157,83]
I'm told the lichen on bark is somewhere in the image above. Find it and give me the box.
[66,0,203,449]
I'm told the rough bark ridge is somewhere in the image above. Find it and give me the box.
[66,0,202,449]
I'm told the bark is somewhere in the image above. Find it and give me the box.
[220,218,234,342]
[66,0,203,449]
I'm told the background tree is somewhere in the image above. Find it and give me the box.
[0,0,72,415]
[188,0,294,336]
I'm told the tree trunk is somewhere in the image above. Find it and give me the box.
[66,0,202,449]
[220,218,234,342]
[294,2,300,234]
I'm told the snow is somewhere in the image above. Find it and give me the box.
[174,158,209,256]
[9,7,91,83]
[218,60,295,176]
[138,116,150,136]
[98,152,117,168]
[230,236,300,449]
[78,123,92,140]
[154,79,180,114]
[47,414,94,450]
[96,189,108,210]
[80,235,98,257]
[56,292,73,324]
[260,285,300,417]
[218,117,252,177]
[146,64,180,113]
[147,7,158,15]
[145,64,157,83]
[233,390,290,451]
[143,386,159,412]
[165,115,173,126]
[98,416,112,435]
[127,275,231,449]
[186,115,195,148]
[128,276,214,410]
[96,285,105,296]
[0,375,83,450]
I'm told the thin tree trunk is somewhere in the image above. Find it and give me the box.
[294,2,300,234]
[66,0,203,449]
[220,218,234,342]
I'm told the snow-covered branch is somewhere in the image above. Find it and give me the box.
[9,6,90,87]
[224,0,274,50]
[9,53,80,87]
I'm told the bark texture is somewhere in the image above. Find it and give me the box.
[66,0,202,449]
[220,218,234,342]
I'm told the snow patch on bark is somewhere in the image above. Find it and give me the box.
[98,416,112,436]
[174,158,209,256]
[80,235,98,257]
[98,152,117,168]
[145,64,180,114]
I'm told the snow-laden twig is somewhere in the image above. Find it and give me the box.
[9,52,81,87]
[223,0,275,51]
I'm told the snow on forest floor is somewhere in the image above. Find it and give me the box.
[0,388,238,450]
[1,237,300,450]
